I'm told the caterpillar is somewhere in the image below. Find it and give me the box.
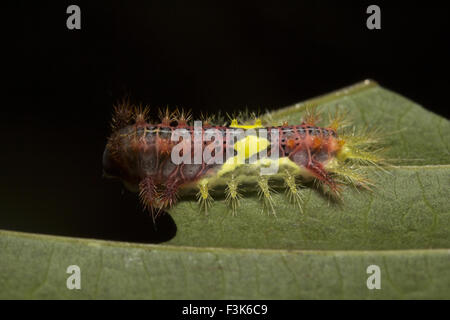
[102,100,385,217]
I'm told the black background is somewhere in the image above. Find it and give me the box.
[2,1,449,243]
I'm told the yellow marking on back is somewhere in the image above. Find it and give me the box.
[229,118,263,129]
[216,132,270,176]
[234,135,269,158]
[217,154,301,177]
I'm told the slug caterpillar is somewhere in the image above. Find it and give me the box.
[103,101,385,217]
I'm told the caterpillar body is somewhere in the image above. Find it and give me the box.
[103,102,384,216]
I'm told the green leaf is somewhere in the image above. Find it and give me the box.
[1,80,449,299]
